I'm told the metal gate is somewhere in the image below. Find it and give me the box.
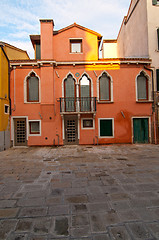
[14,118,27,146]
[64,115,78,145]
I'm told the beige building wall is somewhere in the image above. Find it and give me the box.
[147,0,159,90]
[102,42,117,58]
[117,0,149,58]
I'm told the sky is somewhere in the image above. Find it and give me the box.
[0,0,131,58]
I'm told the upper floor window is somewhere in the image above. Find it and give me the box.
[80,74,91,111]
[137,72,149,101]
[98,72,113,102]
[27,72,39,102]
[35,43,41,59]
[64,74,76,111]
[70,39,82,53]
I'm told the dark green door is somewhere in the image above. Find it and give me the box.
[133,118,149,143]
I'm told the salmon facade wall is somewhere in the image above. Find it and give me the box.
[10,63,152,146]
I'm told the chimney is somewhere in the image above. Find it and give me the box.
[40,19,54,59]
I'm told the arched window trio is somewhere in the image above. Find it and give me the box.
[63,73,92,112]
[63,72,112,109]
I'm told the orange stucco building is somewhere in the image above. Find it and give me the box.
[10,20,153,146]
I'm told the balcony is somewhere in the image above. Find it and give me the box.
[58,97,97,114]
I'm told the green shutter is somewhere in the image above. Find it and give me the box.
[156,69,159,91]
[100,119,113,137]
[157,28,159,50]
[152,0,157,5]
[133,118,149,143]
[36,44,41,59]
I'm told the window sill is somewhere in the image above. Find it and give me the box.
[98,101,114,104]
[29,134,41,137]
[69,52,83,54]
[136,100,153,103]
[24,102,40,104]
[99,136,114,138]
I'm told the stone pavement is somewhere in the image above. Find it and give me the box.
[0,144,159,240]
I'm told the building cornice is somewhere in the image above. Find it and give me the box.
[10,58,151,67]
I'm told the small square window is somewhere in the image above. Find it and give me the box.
[4,105,9,114]
[70,39,82,53]
[29,121,40,135]
[99,119,114,137]
[83,119,93,128]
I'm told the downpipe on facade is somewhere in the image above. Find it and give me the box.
[144,65,157,144]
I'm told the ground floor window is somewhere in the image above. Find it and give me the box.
[82,118,94,129]
[99,118,114,137]
[29,121,41,135]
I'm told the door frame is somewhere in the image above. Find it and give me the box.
[131,116,151,143]
[63,115,79,145]
[11,116,28,147]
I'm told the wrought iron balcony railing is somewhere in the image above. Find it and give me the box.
[58,97,97,113]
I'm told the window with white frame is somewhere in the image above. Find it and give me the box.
[29,121,41,135]
[137,72,149,101]
[64,74,76,112]
[99,118,114,137]
[4,105,9,114]
[26,72,39,102]
[98,72,112,102]
[82,118,94,129]
[70,39,82,53]
[80,74,91,111]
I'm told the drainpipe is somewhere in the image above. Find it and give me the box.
[56,134,59,147]
[144,65,157,144]
[95,136,98,145]
[4,130,6,150]
[53,65,56,116]
[10,66,16,111]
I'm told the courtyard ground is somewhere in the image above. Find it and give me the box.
[0,144,159,239]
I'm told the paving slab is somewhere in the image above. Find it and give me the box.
[0,144,159,239]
